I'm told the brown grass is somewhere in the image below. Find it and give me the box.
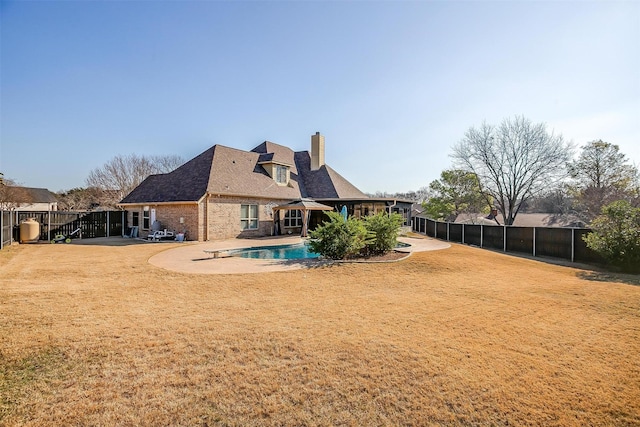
[1,240,639,426]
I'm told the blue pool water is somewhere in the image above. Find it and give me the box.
[230,243,320,260]
[230,241,411,260]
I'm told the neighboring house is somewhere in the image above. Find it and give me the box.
[119,132,413,241]
[0,186,58,211]
[454,211,585,228]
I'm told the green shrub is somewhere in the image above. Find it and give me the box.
[583,200,640,273]
[308,211,373,260]
[363,212,404,254]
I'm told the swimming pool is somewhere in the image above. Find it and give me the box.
[229,241,411,260]
[230,243,319,260]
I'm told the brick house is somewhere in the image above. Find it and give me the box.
[119,132,412,241]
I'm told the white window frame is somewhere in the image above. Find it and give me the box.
[143,206,150,230]
[241,204,259,230]
[275,165,288,184]
[284,209,303,228]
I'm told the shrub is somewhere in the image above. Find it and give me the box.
[583,200,640,273]
[363,212,404,254]
[308,211,373,260]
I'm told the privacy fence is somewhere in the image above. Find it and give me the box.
[412,216,604,265]
[0,210,126,250]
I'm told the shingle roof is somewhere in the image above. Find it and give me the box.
[294,152,368,199]
[120,139,368,204]
[121,147,214,203]
[9,187,59,203]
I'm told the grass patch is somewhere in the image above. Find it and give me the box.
[0,348,73,422]
[1,241,639,425]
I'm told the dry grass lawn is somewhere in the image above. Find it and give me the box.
[1,239,639,426]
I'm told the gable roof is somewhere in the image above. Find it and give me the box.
[120,139,367,204]
[2,186,58,204]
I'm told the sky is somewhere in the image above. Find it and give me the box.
[1,0,639,195]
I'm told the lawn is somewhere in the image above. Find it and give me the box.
[1,240,639,426]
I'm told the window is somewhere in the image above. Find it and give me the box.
[132,212,139,227]
[241,204,258,230]
[143,206,150,229]
[284,209,303,228]
[275,165,288,184]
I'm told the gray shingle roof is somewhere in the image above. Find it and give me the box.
[120,140,368,204]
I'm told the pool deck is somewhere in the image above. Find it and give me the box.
[148,235,451,275]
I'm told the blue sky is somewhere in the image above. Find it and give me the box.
[1,0,638,194]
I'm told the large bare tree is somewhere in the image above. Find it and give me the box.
[451,116,570,225]
[0,175,31,210]
[86,154,184,207]
[568,140,639,222]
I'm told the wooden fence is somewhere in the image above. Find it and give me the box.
[412,216,604,264]
[0,210,127,248]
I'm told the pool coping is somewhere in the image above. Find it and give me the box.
[148,235,450,275]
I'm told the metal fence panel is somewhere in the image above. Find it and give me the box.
[436,222,448,239]
[535,227,573,260]
[506,226,534,255]
[482,225,504,250]
[448,223,463,243]
[464,225,482,246]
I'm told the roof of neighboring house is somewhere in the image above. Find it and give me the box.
[453,212,585,228]
[120,140,368,204]
[5,186,58,204]
[26,187,58,203]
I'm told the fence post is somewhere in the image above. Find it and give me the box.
[1,210,3,250]
[533,227,536,257]
[447,222,450,241]
[571,228,575,262]
[480,224,483,248]
[434,220,437,239]
[106,211,110,237]
[462,224,465,244]
[503,225,507,252]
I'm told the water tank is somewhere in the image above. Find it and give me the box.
[20,218,40,243]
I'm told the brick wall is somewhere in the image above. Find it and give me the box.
[205,195,291,240]
[127,204,199,240]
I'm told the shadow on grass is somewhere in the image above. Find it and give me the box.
[275,258,334,269]
[68,237,149,246]
[576,270,640,287]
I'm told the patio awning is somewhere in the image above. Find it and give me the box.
[272,199,334,237]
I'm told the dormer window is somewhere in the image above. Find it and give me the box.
[275,165,288,184]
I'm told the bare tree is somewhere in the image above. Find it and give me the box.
[568,140,640,223]
[451,116,570,225]
[85,154,184,207]
[56,187,104,211]
[0,175,31,210]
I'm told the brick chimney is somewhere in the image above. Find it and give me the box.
[311,132,325,171]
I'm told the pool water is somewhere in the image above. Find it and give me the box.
[230,241,411,260]
[230,243,319,260]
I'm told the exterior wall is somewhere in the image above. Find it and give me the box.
[16,202,58,211]
[205,195,291,240]
[126,204,199,240]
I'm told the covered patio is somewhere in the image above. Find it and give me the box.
[272,199,334,237]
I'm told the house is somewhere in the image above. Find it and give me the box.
[0,185,58,211]
[454,211,585,228]
[119,132,413,241]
